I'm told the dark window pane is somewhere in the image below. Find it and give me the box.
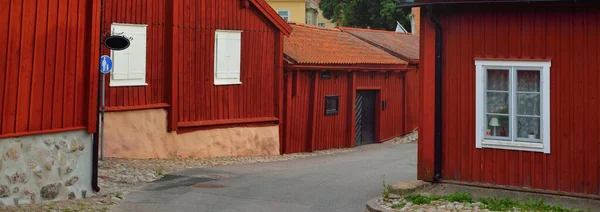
[325,96,339,115]
[485,115,510,139]
[516,116,541,140]
[487,92,509,114]
[517,70,540,92]
[487,69,509,91]
[517,93,540,116]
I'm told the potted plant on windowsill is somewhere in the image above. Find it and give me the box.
[528,131,536,139]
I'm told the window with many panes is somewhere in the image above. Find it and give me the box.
[277,10,290,22]
[475,60,551,153]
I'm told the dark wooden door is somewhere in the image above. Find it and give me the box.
[355,91,376,146]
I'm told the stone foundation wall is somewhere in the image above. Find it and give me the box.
[0,130,93,206]
[104,109,280,159]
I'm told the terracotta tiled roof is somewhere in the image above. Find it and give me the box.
[284,23,407,65]
[341,27,419,64]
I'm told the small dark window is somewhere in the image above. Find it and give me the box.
[321,71,332,79]
[325,95,339,116]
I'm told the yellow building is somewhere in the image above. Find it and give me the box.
[266,0,336,28]
[305,0,336,28]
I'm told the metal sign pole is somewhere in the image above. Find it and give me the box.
[101,73,106,161]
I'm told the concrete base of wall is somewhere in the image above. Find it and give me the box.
[0,131,93,206]
[103,109,280,159]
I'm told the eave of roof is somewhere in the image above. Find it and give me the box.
[249,0,293,35]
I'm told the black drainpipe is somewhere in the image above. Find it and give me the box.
[427,5,443,182]
[91,0,104,193]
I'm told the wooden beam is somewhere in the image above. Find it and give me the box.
[306,72,319,152]
[105,103,170,112]
[166,0,179,132]
[178,117,279,128]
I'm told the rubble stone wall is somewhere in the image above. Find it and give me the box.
[0,131,92,206]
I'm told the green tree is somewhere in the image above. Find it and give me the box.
[319,0,411,31]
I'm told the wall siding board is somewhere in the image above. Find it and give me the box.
[101,0,168,109]
[0,0,97,138]
[420,4,600,196]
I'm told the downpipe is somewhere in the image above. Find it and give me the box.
[427,5,443,182]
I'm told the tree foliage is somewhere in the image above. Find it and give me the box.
[319,0,412,31]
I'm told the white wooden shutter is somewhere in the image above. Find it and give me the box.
[214,30,242,85]
[110,23,147,86]
[128,26,147,80]
[111,25,129,80]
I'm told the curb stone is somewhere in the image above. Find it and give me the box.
[366,198,389,212]
[391,180,431,196]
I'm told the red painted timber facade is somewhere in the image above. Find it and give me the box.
[281,24,418,153]
[101,0,291,132]
[418,2,600,197]
[0,0,101,138]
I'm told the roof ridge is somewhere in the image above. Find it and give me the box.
[289,22,341,32]
[339,26,411,35]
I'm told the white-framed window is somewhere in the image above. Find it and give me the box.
[214,30,242,85]
[318,23,325,27]
[277,10,290,22]
[475,60,551,153]
[110,23,147,87]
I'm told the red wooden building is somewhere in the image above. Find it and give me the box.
[281,24,418,154]
[0,0,102,205]
[409,0,600,197]
[341,27,420,132]
[101,0,292,159]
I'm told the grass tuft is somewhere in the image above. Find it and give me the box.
[444,192,473,203]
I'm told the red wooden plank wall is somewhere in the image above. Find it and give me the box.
[404,69,419,132]
[174,0,278,125]
[424,5,600,195]
[101,0,168,109]
[356,72,406,141]
[282,71,312,153]
[0,0,99,138]
[313,72,351,150]
[282,70,410,153]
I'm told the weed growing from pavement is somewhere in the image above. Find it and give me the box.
[391,202,406,209]
[381,175,393,200]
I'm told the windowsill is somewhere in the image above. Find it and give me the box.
[479,139,547,153]
[214,81,242,86]
[109,82,148,87]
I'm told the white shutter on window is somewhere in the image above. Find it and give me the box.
[215,30,242,85]
[110,24,147,86]
[111,25,130,80]
[128,27,147,80]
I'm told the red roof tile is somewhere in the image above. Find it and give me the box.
[284,23,406,65]
[341,27,419,64]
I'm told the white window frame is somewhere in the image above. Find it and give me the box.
[214,30,242,85]
[475,60,551,154]
[277,10,290,22]
[110,23,148,87]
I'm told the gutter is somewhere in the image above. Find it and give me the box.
[427,5,443,182]
[91,0,104,193]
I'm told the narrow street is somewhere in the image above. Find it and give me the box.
[113,143,417,212]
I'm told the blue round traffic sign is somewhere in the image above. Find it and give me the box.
[100,55,113,74]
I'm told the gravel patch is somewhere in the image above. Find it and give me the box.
[377,197,489,212]
[386,130,418,144]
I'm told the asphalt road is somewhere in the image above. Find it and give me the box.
[113,142,417,212]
